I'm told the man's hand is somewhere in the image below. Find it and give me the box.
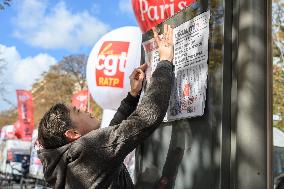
[129,63,148,97]
[152,24,174,62]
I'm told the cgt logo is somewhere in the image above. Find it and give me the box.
[95,41,130,88]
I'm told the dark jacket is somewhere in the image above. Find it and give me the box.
[38,61,174,189]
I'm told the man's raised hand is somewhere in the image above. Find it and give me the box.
[152,24,174,63]
[129,63,148,97]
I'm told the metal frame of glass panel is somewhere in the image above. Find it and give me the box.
[135,0,272,188]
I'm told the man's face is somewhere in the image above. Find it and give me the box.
[69,107,101,136]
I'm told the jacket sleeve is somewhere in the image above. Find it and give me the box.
[109,93,140,126]
[79,60,174,164]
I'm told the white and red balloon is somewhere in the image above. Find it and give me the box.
[87,26,142,127]
[132,0,196,33]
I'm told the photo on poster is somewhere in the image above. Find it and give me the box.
[141,6,210,121]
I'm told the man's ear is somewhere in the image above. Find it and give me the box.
[64,129,81,142]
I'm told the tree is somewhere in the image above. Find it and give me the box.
[273,65,284,130]
[0,0,12,10]
[57,54,103,119]
[273,0,284,131]
[32,64,79,125]
[272,0,284,62]
[0,55,5,91]
[31,57,102,126]
[59,54,88,90]
[0,53,14,107]
[0,108,17,127]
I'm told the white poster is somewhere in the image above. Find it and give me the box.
[142,11,210,121]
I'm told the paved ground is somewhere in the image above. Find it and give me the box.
[0,177,50,189]
[0,184,49,189]
[0,180,50,189]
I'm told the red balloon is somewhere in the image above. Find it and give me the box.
[132,0,196,33]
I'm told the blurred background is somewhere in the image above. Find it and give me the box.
[0,0,141,126]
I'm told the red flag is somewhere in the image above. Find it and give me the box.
[16,90,34,141]
[72,90,91,111]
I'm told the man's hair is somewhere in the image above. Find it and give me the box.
[38,103,73,149]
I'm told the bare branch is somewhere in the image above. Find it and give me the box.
[0,0,12,10]
[59,54,88,90]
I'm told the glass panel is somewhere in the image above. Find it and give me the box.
[272,0,284,187]
[135,1,225,189]
[273,147,284,176]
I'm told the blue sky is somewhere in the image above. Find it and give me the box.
[0,0,137,111]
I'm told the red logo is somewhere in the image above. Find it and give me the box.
[132,0,196,33]
[183,82,190,97]
[95,41,130,88]
[72,90,89,111]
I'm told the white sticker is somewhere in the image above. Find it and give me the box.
[143,11,210,121]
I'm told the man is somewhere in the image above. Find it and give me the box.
[21,155,30,177]
[38,25,174,189]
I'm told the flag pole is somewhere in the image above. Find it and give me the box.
[87,89,90,112]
